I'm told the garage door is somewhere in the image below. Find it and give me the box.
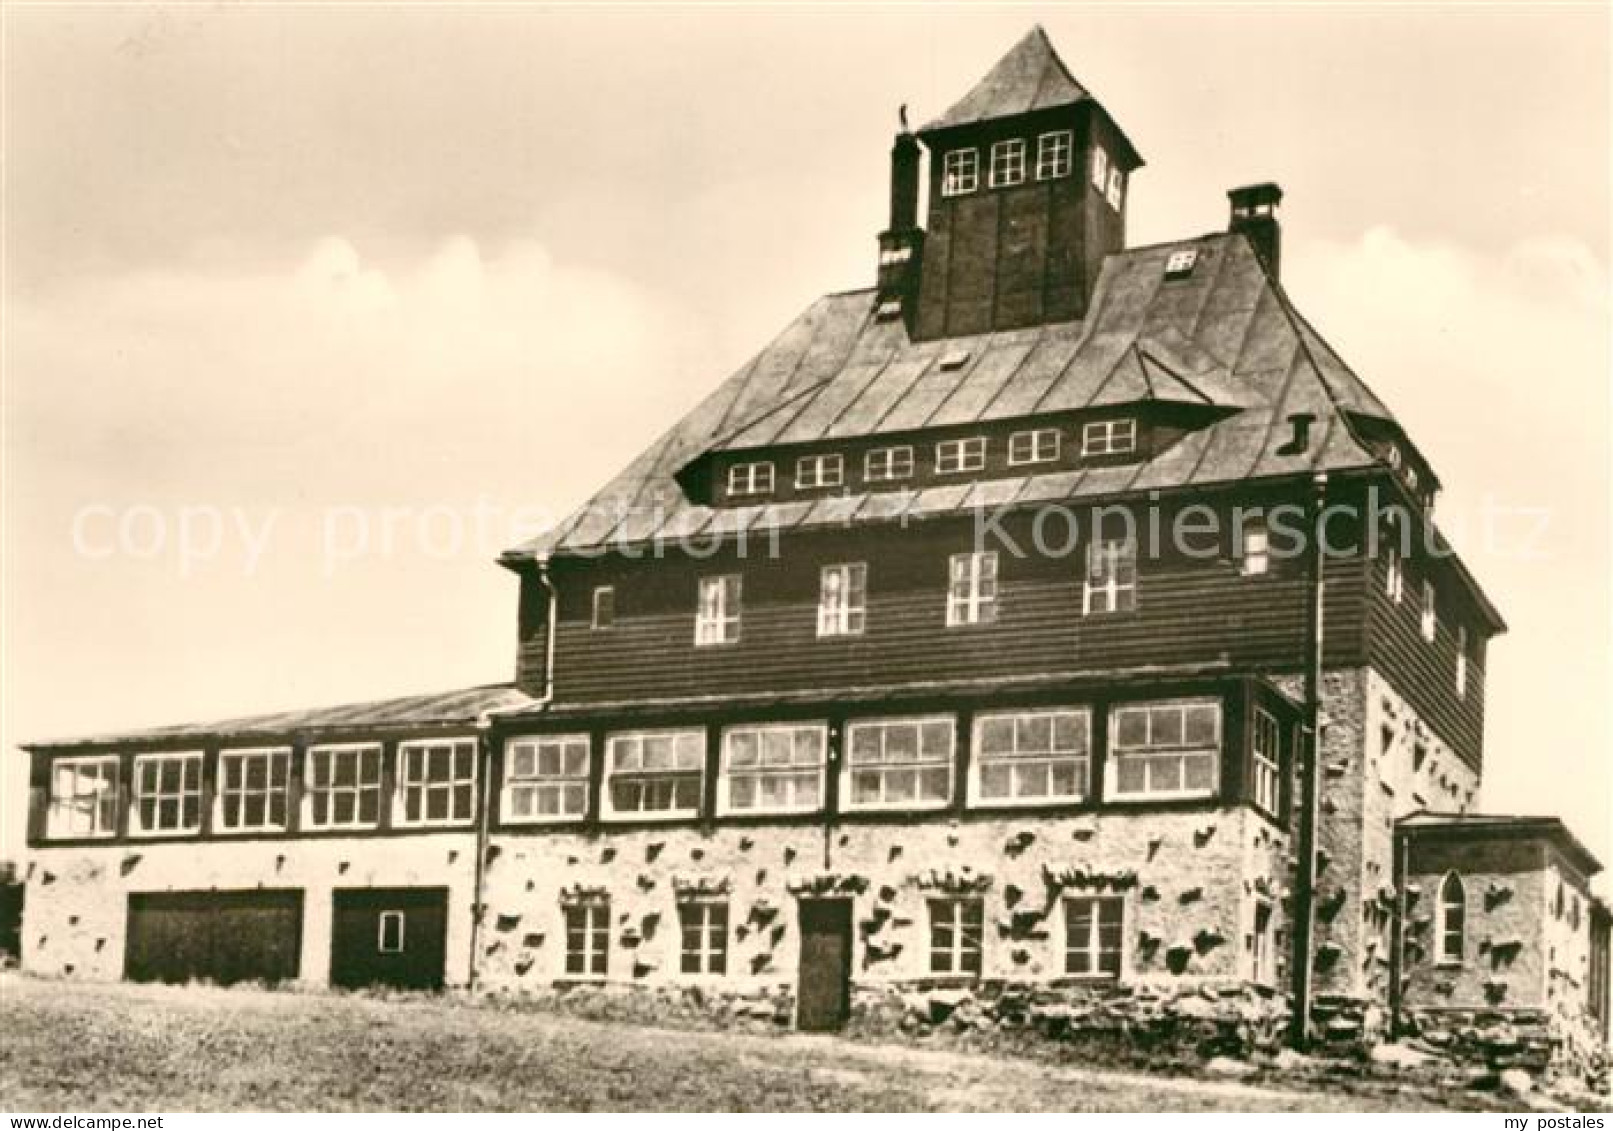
[126,890,303,985]
[330,887,448,990]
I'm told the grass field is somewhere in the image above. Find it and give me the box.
[0,975,1479,1112]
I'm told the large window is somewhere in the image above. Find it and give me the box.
[695,575,741,646]
[989,139,1026,188]
[564,902,609,977]
[1108,699,1221,801]
[726,461,774,497]
[844,716,955,810]
[305,743,383,830]
[865,446,914,483]
[942,149,979,196]
[972,708,1090,805]
[946,551,998,626]
[1064,896,1123,977]
[678,901,729,975]
[604,728,704,819]
[1250,708,1282,816]
[795,453,844,490]
[1007,428,1060,466]
[929,897,984,975]
[818,563,867,637]
[719,723,826,815]
[217,747,290,833]
[47,755,119,839]
[1037,130,1073,180]
[1081,418,1136,456]
[1083,538,1137,614]
[504,735,590,823]
[396,739,477,827]
[131,752,204,836]
[935,437,986,475]
[1436,872,1465,964]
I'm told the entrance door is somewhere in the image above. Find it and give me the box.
[126,890,303,985]
[796,898,853,1031]
[330,887,448,990]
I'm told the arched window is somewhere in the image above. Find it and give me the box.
[1437,872,1466,963]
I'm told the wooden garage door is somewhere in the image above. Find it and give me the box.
[330,887,448,990]
[126,890,303,985]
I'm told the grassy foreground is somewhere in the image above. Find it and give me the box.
[1,975,1462,1112]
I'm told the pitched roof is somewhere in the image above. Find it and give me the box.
[1399,811,1603,878]
[921,26,1091,133]
[24,684,533,750]
[507,232,1407,561]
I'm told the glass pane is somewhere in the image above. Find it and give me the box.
[978,717,1014,756]
[1184,705,1219,746]
[1019,714,1053,753]
[849,727,880,763]
[1116,756,1146,794]
[1115,711,1147,749]
[885,725,917,762]
[1184,752,1216,791]
[1153,708,1185,747]
[727,731,758,768]
[980,763,1010,799]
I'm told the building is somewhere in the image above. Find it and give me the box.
[19,27,1610,1067]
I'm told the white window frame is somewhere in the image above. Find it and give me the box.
[935,437,987,475]
[842,715,955,812]
[564,900,610,978]
[1064,896,1124,979]
[304,742,384,831]
[718,722,827,816]
[726,461,774,498]
[795,453,844,490]
[1036,130,1073,180]
[394,738,478,828]
[988,138,1027,188]
[1421,580,1437,642]
[130,751,204,837]
[1436,871,1465,965]
[1007,428,1061,467]
[602,727,705,821]
[378,910,406,954]
[1385,549,1405,603]
[1456,625,1468,699]
[1090,144,1109,190]
[695,574,741,646]
[1241,519,1270,577]
[46,755,120,840]
[1081,418,1137,456]
[1083,538,1137,615]
[946,551,999,627]
[928,896,985,975]
[678,899,730,977]
[864,446,914,483]
[503,734,591,824]
[970,707,1091,807]
[591,585,615,630]
[215,746,291,834]
[941,148,979,196]
[1106,166,1125,209]
[1250,708,1281,816]
[1164,248,1200,278]
[817,562,867,638]
[1107,698,1222,802]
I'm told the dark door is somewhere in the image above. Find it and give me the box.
[796,897,853,1031]
[126,890,303,985]
[330,887,448,990]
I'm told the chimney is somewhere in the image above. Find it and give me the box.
[1228,182,1283,278]
[875,116,925,326]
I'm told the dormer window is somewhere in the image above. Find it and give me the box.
[1037,131,1073,180]
[865,446,914,483]
[727,461,774,497]
[1106,167,1125,210]
[989,139,1027,188]
[1082,418,1137,457]
[1091,145,1109,190]
[1164,249,1199,280]
[936,437,987,475]
[1008,428,1060,466]
[942,149,979,196]
[796,453,844,490]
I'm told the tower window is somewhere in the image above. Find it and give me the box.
[1240,519,1270,576]
[1106,167,1125,210]
[1091,145,1109,190]
[1456,625,1468,699]
[942,149,979,196]
[591,586,615,630]
[946,551,998,627]
[1421,580,1437,643]
[989,139,1027,188]
[695,574,741,646]
[1084,538,1138,615]
[1037,131,1073,180]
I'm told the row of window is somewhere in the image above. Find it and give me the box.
[724,418,1138,499]
[44,699,1282,839]
[938,134,1125,212]
[1382,549,1468,698]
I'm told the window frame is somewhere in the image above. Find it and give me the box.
[678,899,730,977]
[303,742,384,831]
[1106,166,1125,209]
[946,550,999,627]
[1007,428,1061,467]
[591,585,615,630]
[694,574,742,646]
[1063,895,1124,979]
[1251,900,1275,985]
[717,722,828,816]
[1455,625,1468,698]
[1240,519,1271,577]
[1436,871,1466,965]
[928,896,985,976]
[935,437,987,475]
[1036,130,1073,180]
[378,910,406,954]
[1083,537,1138,615]
[129,751,205,838]
[564,901,610,978]
[795,453,845,490]
[726,461,774,498]
[1081,418,1138,457]
[969,707,1092,807]
[602,727,706,821]
[215,746,292,834]
[841,714,956,812]
[1090,144,1109,190]
[1421,580,1438,642]
[1250,708,1282,817]
[864,445,914,484]
[46,754,120,840]
[941,148,979,196]
[394,738,478,829]
[817,562,867,638]
[502,734,591,825]
[988,138,1027,188]
[1106,698,1222,802]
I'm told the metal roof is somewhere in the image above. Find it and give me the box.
[1399,811,1603,879]
[921,25,1091,132]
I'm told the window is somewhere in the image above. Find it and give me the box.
[46,756,119,839]
[564,901,609,977]
[396,739,477,827]
[1091,144,1109,190]
[1008,428,1060,466]
[1251,901,1275,985]
[1083,538,1137,615]
[844,716,955,810]
[1455,625,1468,699]
[942,149,978,196]
[989,139,1026,188]
[592,586,615,629]
[817,563,867,637]
[217,747,290,833]
[305,743,383,830]
[378,911,405,954]
[678,901,729,975]
[1109,699,1221,800]
[929,897,984,975]
[504,735,590,823]
[1036,130,1073,180]
[1241,519,1270,576]
[720,723,826,814]
[864,445,914,483]
[1421,580,1437,642]
[1081,418,1137,456]
[935,437,987,474]
[1250,709,1281,815]
[695,574,741,646]
[946,551,998,626]
[796,453,844,490]
[1106,167,1125,209]
[972,708,1091,805]
[604,728,704,818]
[131,752,203,836]
[1436,872,1465,963]
[726,461,774,497]
[1064,897,1123,977]
[1164,248,1199,279]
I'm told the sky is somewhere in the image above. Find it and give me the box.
[3,4,1609,879]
